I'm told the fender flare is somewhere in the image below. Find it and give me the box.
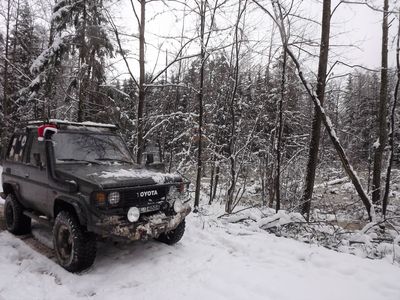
[2,181,23,203]
[53,196,89,226]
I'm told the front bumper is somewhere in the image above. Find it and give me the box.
[88,203,191,241]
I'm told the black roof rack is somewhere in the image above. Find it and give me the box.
[26,119,118,129]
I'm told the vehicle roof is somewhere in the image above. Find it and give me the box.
[27,119,117,129]
[22,120,118,134]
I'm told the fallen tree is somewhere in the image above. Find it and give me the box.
[253,0,375,221]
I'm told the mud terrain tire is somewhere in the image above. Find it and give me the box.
[4,194,31,235]
[53,211,96,272]
[156,219,185,245]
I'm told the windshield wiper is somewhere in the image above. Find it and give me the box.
[95,158,133,164]
[57,158,100,165]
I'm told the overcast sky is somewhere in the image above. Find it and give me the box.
[1,0,394,80]
[109,0,398,82]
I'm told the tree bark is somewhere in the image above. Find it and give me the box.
[11,0,20,66]
[275,48,286,212]
[212,163,220,201]
[77,0,88,122]
[372,0,389,204]
[193,0,206,211]
[3,0,12,120]
[301,0,331,220]
[382,8,399,216]
[137,0,146,164]
[226,0,247,214]
[209,158,215,205]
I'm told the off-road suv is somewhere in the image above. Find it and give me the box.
[1,120,191,272]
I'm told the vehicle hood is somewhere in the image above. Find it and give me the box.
[55,164,182,189]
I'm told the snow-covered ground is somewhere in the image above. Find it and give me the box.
[0,165,400,300]
[0,210,399,300]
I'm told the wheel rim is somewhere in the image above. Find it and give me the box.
[56,224,73,264]
[5,202,14,229]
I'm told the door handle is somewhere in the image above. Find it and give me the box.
[24,173,29,178]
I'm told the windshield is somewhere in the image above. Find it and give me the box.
[53,132,134,164]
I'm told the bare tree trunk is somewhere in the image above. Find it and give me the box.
[275,48,287,212]
[226,0,247,214]
[268,133,276,207]
[260,155,266,205]
[194,0,206,211]
[367,147,372,193]
[382,8,399,216]
[3,0,12,120]
[137,0,146,164]
[301,0,331,220]
[77,0,88,122]
[264,26,274,208]
[77,68,85,122]
[11,0,20,65]
[209,156,215,205]
[372,0,389,204]
[168,9,186,173]
[212,162,220,201]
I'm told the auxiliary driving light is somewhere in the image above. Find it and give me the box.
[173,199,184,213]
[108,192,120,205]
[127,207,140,222]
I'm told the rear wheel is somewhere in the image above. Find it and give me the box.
[4,194,31,235]
[156,219,185,245]
[53,211,96,272]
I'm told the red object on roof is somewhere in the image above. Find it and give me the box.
[38,124,58,141]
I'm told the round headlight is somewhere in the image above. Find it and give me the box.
[173,199,184,213]
[127,207,140,222]
[108,192,120,205]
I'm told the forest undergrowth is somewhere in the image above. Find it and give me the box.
[195,167,400,264]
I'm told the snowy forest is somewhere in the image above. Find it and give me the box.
[0,0,400,298]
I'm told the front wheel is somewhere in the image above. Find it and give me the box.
[4,194,31,235]
[156,219,186,245]
[53,211,96,273]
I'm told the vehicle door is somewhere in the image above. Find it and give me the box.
[21,132,50,214]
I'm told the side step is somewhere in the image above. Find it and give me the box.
[23,211,52,227]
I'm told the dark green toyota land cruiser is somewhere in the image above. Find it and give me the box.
[1,120,191,272]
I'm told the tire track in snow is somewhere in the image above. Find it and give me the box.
[0,204,55,261]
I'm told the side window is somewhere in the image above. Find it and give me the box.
[7,134,27,162]
[27,134,46,168]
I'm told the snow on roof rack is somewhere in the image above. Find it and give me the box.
[27,119,118,129]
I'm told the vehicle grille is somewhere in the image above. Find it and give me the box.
[120,187,168,207]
